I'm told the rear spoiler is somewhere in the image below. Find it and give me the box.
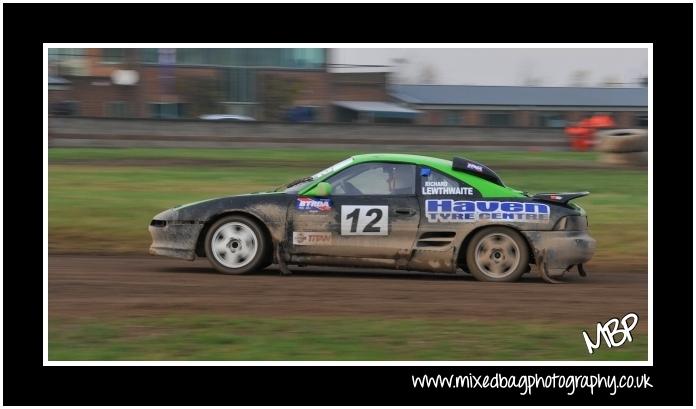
[532,191,590,204]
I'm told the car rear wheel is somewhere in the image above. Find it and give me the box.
[466,227,529,282]
[204,215,270,275]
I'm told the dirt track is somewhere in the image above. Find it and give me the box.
[48,255,648,328]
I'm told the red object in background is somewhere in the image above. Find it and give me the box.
[565,114,615,151]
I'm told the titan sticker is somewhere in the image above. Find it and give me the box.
[293,231,333,245]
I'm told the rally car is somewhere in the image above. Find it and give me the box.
[149,154,595,283]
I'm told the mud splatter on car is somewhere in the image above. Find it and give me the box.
[149,154,595,283]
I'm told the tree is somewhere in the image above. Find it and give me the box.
[418,64,438,84]
[569,70,591,87]
[389,57,410,84]
[522,76,543,86]
[600,75,622,87]
[517,61,543,86]
[176,76,222,117]
[260,75,303,121]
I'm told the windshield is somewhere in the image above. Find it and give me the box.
[311,157,353,180]
[279,157,354,193]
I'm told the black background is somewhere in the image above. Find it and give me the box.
[3,2,692,405]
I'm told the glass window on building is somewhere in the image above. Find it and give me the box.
[207,49,244,66]
[105,101,128,118]
[535,112,567,128]
[444,111,461,125]
[139,48,159,63]
[289,48,325,68]
[50,100,80,116]
[48,48,85,62]
[48,48,61,62]
[137,48,325,69]
[255,48,279,66]
[149,103,187,119]
[636,112,648,127]
[177,48,205,65]
[484,111,513,127]
[140,48,176,64]
[67,101,80,116]
[49,49,87,75]
[222,68,256,102]
[102,48,125,64]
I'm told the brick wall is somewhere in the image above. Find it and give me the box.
[50,77,139,117]
[515,111,533,127]
[614,112,634,128]
[139,66,219,117]
[464,110,481,126]
[329,72,388,101]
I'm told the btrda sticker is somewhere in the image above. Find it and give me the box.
[426,199,551,223]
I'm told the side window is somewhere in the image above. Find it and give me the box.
[326,163,416,196]
[420,167,477,196]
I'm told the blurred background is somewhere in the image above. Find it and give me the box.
[47,47,649,361]
[48,47,647,126]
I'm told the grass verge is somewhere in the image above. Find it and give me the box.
[49,315,647,361]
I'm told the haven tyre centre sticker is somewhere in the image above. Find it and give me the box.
[425,200,551,223]
[340,205,388,235]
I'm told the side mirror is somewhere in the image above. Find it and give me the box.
[304,181,332,197]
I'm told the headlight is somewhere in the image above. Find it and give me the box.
[554,215,588,231]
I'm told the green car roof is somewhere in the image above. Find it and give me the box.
[301,153,525,198]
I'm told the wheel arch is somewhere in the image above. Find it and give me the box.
[195,210,274,259]
[455,224,536,269]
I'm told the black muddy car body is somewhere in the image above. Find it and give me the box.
[149,154,595,282]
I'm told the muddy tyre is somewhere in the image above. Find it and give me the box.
[466,227,530,282]
[204,215,271,275]
[595,129,648,153]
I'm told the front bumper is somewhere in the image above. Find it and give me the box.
[521,230,595,269]
[148,212,205,261]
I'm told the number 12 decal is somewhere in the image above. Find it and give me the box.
[341,205,388,235]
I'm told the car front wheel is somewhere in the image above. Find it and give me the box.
[466,227,530,282]
[204,215,270,274]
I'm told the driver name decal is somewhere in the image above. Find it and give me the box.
[421,180,474,195]
[425,200,550,223]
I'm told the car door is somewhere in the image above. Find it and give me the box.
[408,166,484,272]
[288,162,420,261]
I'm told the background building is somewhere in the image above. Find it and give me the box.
[389,84,648,128]
[47,48,407,122]
[48,48,329,120]
[48,48,647,128]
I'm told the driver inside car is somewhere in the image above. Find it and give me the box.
[385,165,413,195]
[328,163,414,195]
